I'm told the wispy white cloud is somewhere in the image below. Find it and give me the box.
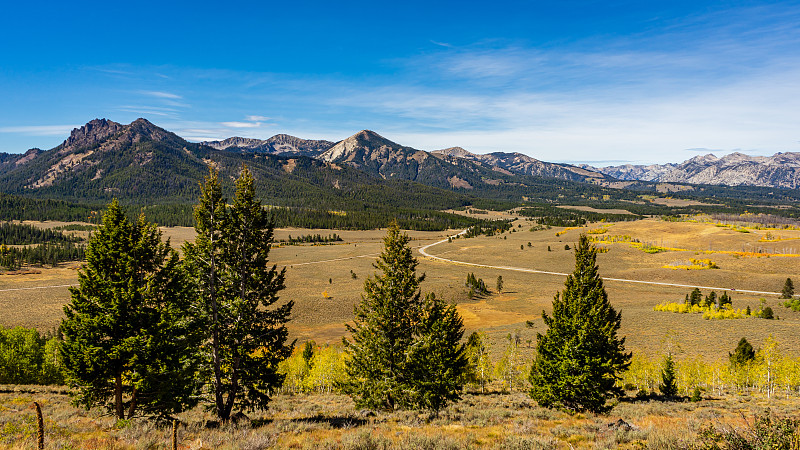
[140,90,182,99]
[221,121,262,128]
[117,105,180,117]
[245,115,270,122]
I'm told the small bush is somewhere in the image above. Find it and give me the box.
[697,409,799,449]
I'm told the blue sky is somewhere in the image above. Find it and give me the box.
[1,0,799,164]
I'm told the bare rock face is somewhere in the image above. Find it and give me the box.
[60,119,124,154]
[202,134,333,157]
[320,130,405,163]
[592,152,800,189]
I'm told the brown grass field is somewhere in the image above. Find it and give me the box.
[2,217,800,448]
[3,217,800,360]
[0,385,797,449]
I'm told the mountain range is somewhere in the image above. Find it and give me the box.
[586,152,800,190]
[0,118,798,217]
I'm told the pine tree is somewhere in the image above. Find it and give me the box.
[705,291,717,308]
[659,354,678,398]
[303,341,316,370]
[183,167,293,422]
[344,223,467,412]
[689,288,703,306]
[780,278,794,299]
[496,275,504,293]
[61,200,199,419]
[406,293,468,415]
[729,337,756,366]
[343,222,425,410]
[529,234,631,413]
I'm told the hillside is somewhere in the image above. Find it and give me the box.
[2,119,799,227]
[320,130,608,190]
[432,146,606,182]
[590,152,800,189]
[0,119,493,229]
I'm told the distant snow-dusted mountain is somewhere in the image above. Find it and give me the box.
[586,152,800,189]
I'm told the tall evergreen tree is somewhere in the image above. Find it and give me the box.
[406,293,468,415]
[781,278,794,299]
[343,222,425,410]
[659,354,678,398]
[529,234,631,413]
[184,167,293,422]
[61,200,199,419]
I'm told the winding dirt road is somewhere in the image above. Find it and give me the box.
[418,230,785,297]
[1,231,786,297]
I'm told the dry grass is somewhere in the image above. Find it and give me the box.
[1,385,798,449]
[5,219,800,360]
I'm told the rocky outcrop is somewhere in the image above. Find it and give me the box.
[59,119,124,155]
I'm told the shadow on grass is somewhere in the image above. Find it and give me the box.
[618,393,715,404]
[289,414,368,429]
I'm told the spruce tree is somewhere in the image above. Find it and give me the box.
[344,223,468,412]
[183,167,293,422]
[343,222,425,410]
[659,354,678,398]
[729,337,756,366]
[496,275,504,293]
[406,293,468,414]
[529,234,631,413]
[302,341,316,370]
[781,278,794,299]
[689,288,703,306]
[61,200,199,419]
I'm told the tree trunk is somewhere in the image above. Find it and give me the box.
[221,356,241,422]
[127,388,138,419]
[115,372,124,419]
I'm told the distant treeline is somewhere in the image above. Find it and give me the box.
[279,233,343,244]
[0,193,99,223]
[463,220,513,238]
[0,222,82,245]
[0,242,85,270]
[518,205,642,227]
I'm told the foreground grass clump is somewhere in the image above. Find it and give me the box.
[4,387,800,449]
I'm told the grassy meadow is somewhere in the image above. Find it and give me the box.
[2,216,800,448]
[1,385,798,449]
[2,217,800,359]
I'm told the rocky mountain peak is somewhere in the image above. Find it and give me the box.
[432,147,475,158]
[321,130,402,162]
[62,119,124,152]
[126,118,174,142]
[203,136,265,150]
[686,153,720,165]
[348,130,393,146]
